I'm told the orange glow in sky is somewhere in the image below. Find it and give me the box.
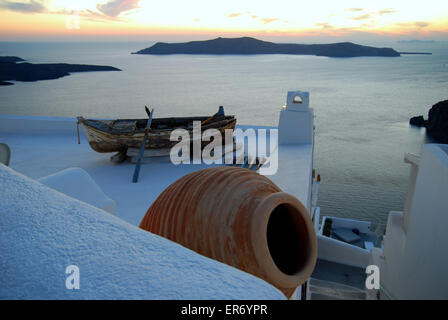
[0,0,447,42]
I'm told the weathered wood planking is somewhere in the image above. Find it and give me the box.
[77,115,236,154]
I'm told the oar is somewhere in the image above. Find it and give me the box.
[132,107,154,183]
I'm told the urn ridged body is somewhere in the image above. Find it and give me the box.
[139,166,317,297]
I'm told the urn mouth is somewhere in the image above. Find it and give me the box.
[252,192,317,289]
[267,203,310,275]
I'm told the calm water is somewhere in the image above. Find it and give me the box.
[1,41,447,227]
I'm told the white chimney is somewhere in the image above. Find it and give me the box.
[278,91,314,144]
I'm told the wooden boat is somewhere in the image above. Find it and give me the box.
[77,112,236,154]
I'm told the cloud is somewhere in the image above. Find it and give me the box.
[361,22,376,29]
[227,11,251,18]
[352,13,372,20]
[347,8,364,12]
[350,8,396,21]
[226,11,282,25]
[377,8,396,15]
[261,17,280,25]
[0,0,141,23]
[415,21,430,28]
[0,0,46,13]
[78,8,121,22]
[396,21,430,29]
[315,22,333,29]
[96,0,140,17]
[227,12,243,18]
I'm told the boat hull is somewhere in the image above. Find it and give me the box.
[78,116,237,153]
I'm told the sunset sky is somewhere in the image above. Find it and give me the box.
[0,0,447,42]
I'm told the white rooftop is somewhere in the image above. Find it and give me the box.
[0,163,286,299]
[0,97,315,299]
[0,114,314,226]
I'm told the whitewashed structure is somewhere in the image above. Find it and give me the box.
[371,144,448,299]
[0,91,318,299]
[0,164,285,299]
[278,91,314,145]
[2,90,446,300]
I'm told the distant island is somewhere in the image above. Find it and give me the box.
[133,37,401,58]
[398,52,432,55]
[397,40,436,44]
[0,56,121,86]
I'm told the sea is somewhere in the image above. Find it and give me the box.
[1,40,447,227]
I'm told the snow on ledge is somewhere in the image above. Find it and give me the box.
[0,164,285,300]
[0,114,78,135]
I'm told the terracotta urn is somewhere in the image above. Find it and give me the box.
[139,166,317,298]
